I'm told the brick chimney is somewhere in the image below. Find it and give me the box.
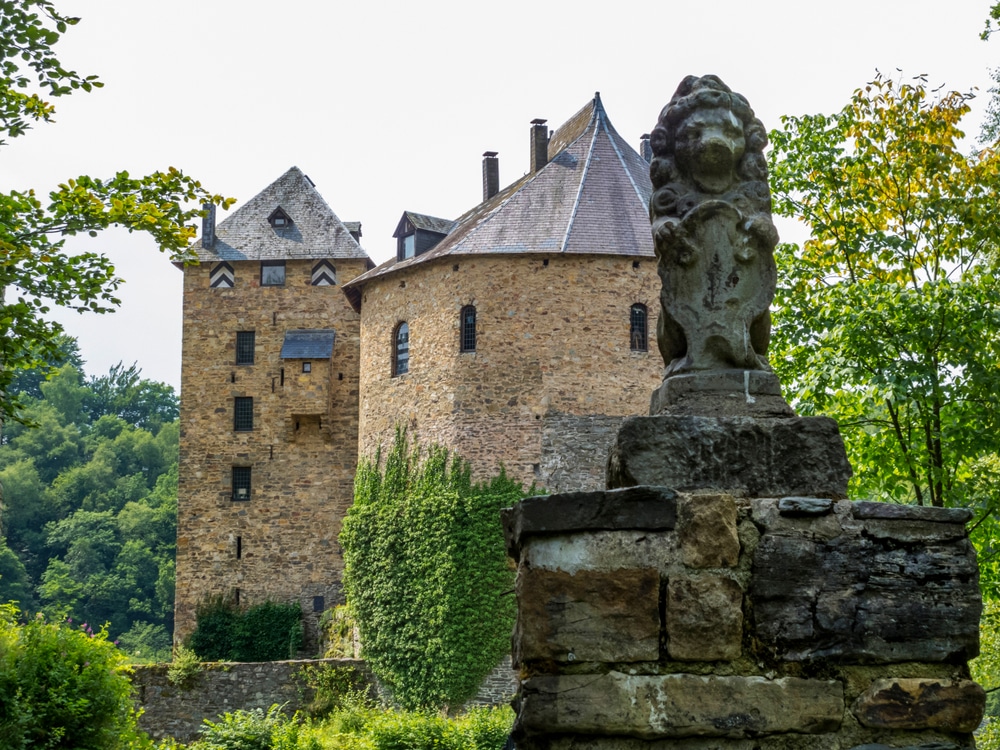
[640,134,652,163]
[202,203,216,249]
[530,118,549,173]
[482,151,499,201]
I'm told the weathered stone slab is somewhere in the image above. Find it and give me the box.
[606,416,851,498]
[778,497,834,516]
[514,568,660,664]
[650,370,794,418]
[852,502,973,524]
[522,530,675,574]
[503,486,677,560]
[667,575,743,661]
[679,494,739,568]
[752,530,981,663]
[517,673,843,738]
[752,498,845,540]
[852,678,985,732]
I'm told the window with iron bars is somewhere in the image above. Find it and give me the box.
[236,331,255,365]
[460,305,476,352]
[234,397,254,431]
[630,303,648,352]
[232,466,251,501]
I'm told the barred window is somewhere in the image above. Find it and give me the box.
[460,305,476,352]
[630,304,648,352]
[393,322,409,377]
[236,331,255,365]
[234,397,254,431]
[232,466,251,501]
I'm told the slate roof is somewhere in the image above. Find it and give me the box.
[280,329,337,359]
[396,211,457,237]
[343,94,654,309]
[192,167,373,263]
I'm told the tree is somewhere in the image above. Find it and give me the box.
[767,72,1000,509]
[0,0,232,426]
[340,430,525,710]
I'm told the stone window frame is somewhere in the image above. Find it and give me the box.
[460,305,477,353]
[261,260,286,287]
[232,466,251,501]
[393,322,410,377]
[236,330,255,365]
[234,396,254,431]
[630,303,648,352]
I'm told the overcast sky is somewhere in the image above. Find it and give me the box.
[2,0,997,390]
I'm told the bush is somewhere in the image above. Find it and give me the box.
[191,705,320,750]
[315,706,513,750]
[188,597,302,662]
[0,603,152,749]
[298,663,372,718]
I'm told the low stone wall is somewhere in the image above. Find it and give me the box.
[133,655,516,743]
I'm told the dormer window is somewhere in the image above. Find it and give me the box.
[268,207,292,229]
[402,234,415,259]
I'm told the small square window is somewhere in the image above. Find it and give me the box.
[302,362,311,373]
[232,466,251,501]
[261,261,286,286]
[236,331,255,365]
[234,397,253,431]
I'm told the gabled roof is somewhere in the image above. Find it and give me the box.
[394,211,456,237]
[343,94,654,308]
[192,166,373,263]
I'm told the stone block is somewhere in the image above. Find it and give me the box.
[606,416,851,498]
[678,494,739,568]
[522,530,676,574]
[667,575,743,661]
[514,568,660,664]
[517,672,843,739]
[503,486,677,561]
[778,497,834,516]
[852,678,986,732]
[752,498,844,540]
[752,529,981,663]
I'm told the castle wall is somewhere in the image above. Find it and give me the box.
[356,254,661,491]
[175,258,369,646]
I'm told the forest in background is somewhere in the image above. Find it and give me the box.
[0,336,178,661]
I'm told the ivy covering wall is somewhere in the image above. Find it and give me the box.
[340,431,527,710]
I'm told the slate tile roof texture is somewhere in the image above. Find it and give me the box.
[343,94,654,308]
[192,166,373,264]
[397,211,457,236]
[280,329,337,359]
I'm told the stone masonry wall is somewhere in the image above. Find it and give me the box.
[175,258,369,646]
[504,487,985,749]
[357,254,661,491]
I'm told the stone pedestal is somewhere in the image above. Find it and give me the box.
[504,452,984,749]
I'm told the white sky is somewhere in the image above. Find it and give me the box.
[2,0,997,390]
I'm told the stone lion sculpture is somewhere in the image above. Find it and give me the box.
[649,74,778,376]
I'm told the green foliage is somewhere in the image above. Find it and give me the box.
[973,599,1000,748]
[191,705,320,750]
[118,620,172,663]
[318,604,358,658]
[768,72,1000,511]
[0,353,178,645]
[315,705,514,750]
[0,0,233,426]
[188,597,303,662]
[298,663,372,718]
[0,603,152,749]
[341,430,525,710]
[167,644,202,689]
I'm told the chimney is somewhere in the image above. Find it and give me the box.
[530,118,549,173]
[640,134,652,163]
[202,203,216,249]
[482,151,499,201]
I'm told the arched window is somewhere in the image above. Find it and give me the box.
[630,303,648,352]
[393,322,410,376]
[460,305,476,352]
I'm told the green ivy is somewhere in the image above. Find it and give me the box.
[188,597,303,662]
[340,429,528,711]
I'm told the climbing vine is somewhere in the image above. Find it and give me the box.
[340,430,528,710]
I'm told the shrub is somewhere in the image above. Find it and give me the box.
[298,663,372,718]
[191,705,320,750]
[315,706,513,750]
[188,597,302,662]
[167,644,203,689]
[0,603,152,749]
[341,429,528,710]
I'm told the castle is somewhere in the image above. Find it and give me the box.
[174,94,662,644]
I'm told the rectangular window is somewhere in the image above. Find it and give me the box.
[234,397,254,431]
[236,331,255,365]
[401,234,415,260]
[232,466,251,501]
[261,261,286,286]
[313,595,325,613]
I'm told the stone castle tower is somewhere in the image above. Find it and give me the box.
[175,96,663,642]
[173,167,373,644]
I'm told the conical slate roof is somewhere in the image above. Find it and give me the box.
[343,94,654,306]
[193,166,371,263]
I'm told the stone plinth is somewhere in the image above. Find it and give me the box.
[504,490,984,750]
